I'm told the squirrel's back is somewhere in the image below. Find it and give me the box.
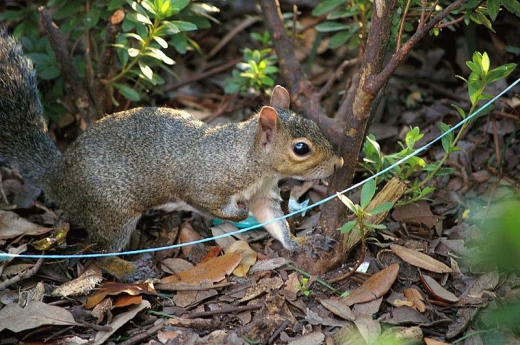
[0,29,61,188]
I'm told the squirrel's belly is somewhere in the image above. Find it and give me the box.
[154,201,199,213]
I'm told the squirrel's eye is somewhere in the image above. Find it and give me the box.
[293,142,310,156]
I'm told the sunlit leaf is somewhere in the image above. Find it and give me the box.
[360,179,376,209]
[113,82,140,101]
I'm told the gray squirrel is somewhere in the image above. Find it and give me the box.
[0,31,343,277]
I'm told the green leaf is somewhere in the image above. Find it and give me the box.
[136,12,153,25]
[369,202,394,215]
[153,36,168,49]
[162,21,180,34]
[481,52,490,74]
[145,47,175,65]
[501,0,520,16]
[122,32,146,43]
[437,167,456,176]
[108,0,126,11]
[466,61,481,75]
[339,220,358,233]
[329,30,352,49]
[170,33,188,54]
[452,104,467,119]
[84,7,102,29]
[360,179,376,209]
[474,10,494,32]
[487,0,500,20]
[128,48,140,57]
[315,21,350,32]
[172,0,190,12]
[171,20,198,31]
[312,0,345,16]
[337,193,355,212]
[138,61,153,80]
[113,82,140,101]
[365,223,387,230]
[487,63,517,83]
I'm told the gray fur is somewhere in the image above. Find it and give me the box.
[0,32,343,254]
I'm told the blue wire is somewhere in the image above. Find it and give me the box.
[1,77,519,260]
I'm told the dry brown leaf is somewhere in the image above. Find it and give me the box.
[404,287,426,312]
[320,298,355,321]
[0,301,77,332]
[52,269,103,298]
[93,300,150,345]
[424,338,451,345]
[391,244,452,273]
[113,294,143,308]
[420,274,459,303]
[341,263,399,306]
[1,263,34,278]
[85,281,156,309]
[285,272,302,294]
[159,251,242,285]
[225,240,257,277]
[91,298,112,324]
[392,201,439,228]
[0,210,54,240]
[250,257,289,273]
[178,221,202,257]
[353,315,381,344]
[211,222,240,249]
[160,257,193,274]
[240,276,283,303]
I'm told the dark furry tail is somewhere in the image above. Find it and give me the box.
[0,29,61,188]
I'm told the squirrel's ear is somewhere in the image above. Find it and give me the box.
[270,85,290,109]
[258,106,279,147]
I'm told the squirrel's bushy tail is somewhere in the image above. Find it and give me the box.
[0,29,61,188]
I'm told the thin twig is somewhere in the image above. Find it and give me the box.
[317,58,358,100]
[0,257,45,290]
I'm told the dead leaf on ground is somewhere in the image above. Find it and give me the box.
[392,201,439,227]
[93,300,151,345]
[0,301,77,332]
[225,240,257,277]
[341,263,399,306]
[404,287,427,312]
[178,221,203,257]
[354,315,381,344]
[240,276,283,303]
[425,338,451,345]
[391,244,452,273]
[85,281,156,309]
[0,210,54,240]
[52,269,103,298]
[320,298,355,321]
[113,294,143,308]
[420,273,459,303]
[285,272,302,294]
[159,251,242,287]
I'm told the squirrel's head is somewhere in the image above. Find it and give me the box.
[255,86,343,180]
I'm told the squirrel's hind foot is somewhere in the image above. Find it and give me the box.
[97,255,157,282]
